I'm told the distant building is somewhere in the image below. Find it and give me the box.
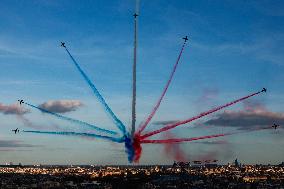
[205,164,218,168]
[234,159,240,167]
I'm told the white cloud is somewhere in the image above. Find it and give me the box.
[39,100,83,113]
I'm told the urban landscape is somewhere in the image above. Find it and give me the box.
[0,161,283,188]
[0,0,283,188]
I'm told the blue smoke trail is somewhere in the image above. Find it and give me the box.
[63,47,126,135]
[124,134,135,162]
[23,130,124,143]
[24,102,117,135]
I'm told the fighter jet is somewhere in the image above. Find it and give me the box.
[61,42,66,48]
[18,100,24,105]
[133,13,138,18]
[183,36,189,42]
[262,88,267,92]
[272,124,279,129]
[12,128,19,134]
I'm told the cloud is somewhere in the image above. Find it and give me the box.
[205,100,284,130]
[149,100,283,131]
[38,100,83,113]
[152,120,179,126]
[0,103,30,115]
[0,102,59,130]
[0,140,39,148]
[193,140,228,145]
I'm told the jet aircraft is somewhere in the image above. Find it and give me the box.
[12,128,19,134]
[18,100,24,105]
[183,36,189,42]
[272,124,279,129]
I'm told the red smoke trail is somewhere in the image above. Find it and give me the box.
[140,89,265,139]
[137,42,187,135]
[162,132,187,161]
[141,126,271,144]
[142,133,226,143]
[164,142,187,161]
[133,135,142,162]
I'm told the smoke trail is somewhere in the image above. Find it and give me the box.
[142,133,226,144]
[136,0,140,14]
[24,102,117,135]
[137,42,187,135]
[124,134,135,162]
[140,89,265,139]
[133,135,142,162]
[131,6,139,139]
[141,126,271,144]
[162,132,187,161]
[23,130,124,143]
[63,46,126,135]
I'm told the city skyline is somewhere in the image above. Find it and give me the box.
[0,0,283,165]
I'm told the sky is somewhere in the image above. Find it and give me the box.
[0,0,283,165]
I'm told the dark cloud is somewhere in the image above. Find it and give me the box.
[193,140,229,145]
[150,100,283,131]
[0,140,39,148]
[0,103,30,115]
[0,149,32,152]
[205,110,284,129]
[39,100,83,113]
[205,100,284,130]
[152,120,179,126]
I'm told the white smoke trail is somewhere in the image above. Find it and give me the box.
[136,0,140,14]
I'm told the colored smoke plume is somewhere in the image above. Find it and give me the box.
[162,132,187,161]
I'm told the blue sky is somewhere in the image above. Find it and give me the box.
[0,0,283,165]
